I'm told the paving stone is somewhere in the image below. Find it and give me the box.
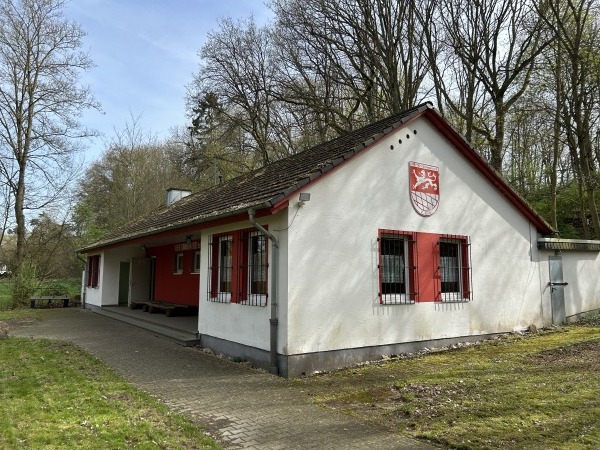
[11,309,438,450]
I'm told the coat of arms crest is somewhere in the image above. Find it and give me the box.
[409,161,439,216]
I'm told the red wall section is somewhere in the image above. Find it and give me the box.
[147,243,200,306]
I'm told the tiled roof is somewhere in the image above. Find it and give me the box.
[81,102,553,251]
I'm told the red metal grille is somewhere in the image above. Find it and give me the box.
[378,230,418,304]
[435,235,472,302]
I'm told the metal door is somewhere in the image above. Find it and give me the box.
[118,262,130,306]
[549,255,568,325]
[129,257,152,305]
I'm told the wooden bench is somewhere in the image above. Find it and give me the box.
[30,296,69,309]
[129,300,196,317]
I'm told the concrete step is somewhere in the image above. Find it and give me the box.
[89,305,201,347]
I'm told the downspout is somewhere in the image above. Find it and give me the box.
[76,253,88,308]
[248,208,279,375]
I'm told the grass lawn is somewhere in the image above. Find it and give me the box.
[0,279,12,309]
[0,335,221,449]
[296,317,600,450]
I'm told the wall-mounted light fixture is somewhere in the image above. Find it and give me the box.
[298,192,311,207]
[185,235,193,247]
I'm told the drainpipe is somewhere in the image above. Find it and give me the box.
[76,253,88,308]
[248,208,279,375]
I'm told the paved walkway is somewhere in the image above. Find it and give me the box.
[11,309,437,450]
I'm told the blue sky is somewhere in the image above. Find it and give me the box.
[64,0,273,163]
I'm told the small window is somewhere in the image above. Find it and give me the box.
[378,230,417,304]
[438,236,471,302]
[174,253,184,274]
[192,250,201,273]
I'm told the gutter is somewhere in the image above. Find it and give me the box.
[248,208,279,375]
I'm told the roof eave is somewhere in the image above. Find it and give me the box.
[78,200,279,253]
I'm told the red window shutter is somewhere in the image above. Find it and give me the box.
[87,257,92,287]
[237,231,249,302]
[433,235,442,301]
[461,237,471,300]
[407,232,418,302]
[93,256,100,287]
[241,231,248,302]
[377,229,384,304]
[87,255,100,288]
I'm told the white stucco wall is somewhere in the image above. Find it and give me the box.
[197,212,289,352]
[539,250,600,318]
[85,245,144,307]
[562,252,600,316]
[284,118,547,355]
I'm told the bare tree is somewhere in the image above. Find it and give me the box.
[0,0,98,268]
[539,0,600,237]
[189,17,284,168]
[423,0,551,171]
[272,0,431,131]
[75,117,195,242]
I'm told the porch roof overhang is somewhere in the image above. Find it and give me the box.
[537,237,600,252]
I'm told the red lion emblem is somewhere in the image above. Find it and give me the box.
[409,161,439,216]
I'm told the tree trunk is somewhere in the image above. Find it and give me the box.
[490,104,505,172]
[15,166,26,268]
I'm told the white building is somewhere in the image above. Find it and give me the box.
[80,103,600,377]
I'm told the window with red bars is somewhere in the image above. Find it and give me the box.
[377,230,418,304]
[87,254,100,288]
[207,229,268,306]
[435,235,471,302]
